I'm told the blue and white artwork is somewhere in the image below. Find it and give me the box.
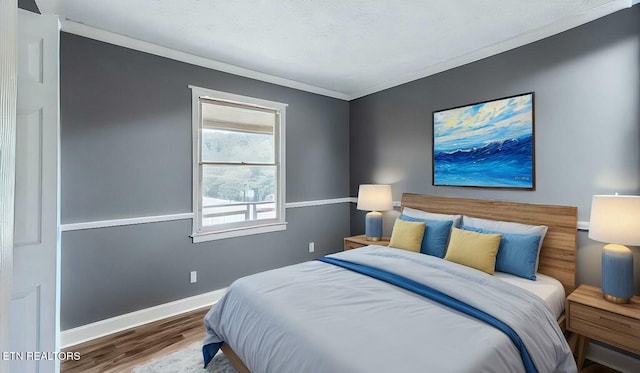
[433,93,534,189]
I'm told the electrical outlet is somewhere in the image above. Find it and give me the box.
[308,242,315,253]
[190,271,197,283]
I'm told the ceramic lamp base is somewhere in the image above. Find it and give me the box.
[365,211,383,241]
[601,244,633,304]
[603,293,630,304]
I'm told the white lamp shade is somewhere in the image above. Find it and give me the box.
[589,195,640,246]
[357,185,393,212]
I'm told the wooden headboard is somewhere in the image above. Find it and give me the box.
[401,193,578,295]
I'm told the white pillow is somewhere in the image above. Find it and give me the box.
[402,207,462,227]
[462,215,548,270]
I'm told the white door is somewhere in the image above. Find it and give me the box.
[11,9,60,373]
[1,1,19,372]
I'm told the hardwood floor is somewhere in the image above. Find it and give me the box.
[61,307,208,373]
[61,306,620,373]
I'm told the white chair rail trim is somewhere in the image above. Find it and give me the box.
[60,198,590,232]
[60,197,354,232]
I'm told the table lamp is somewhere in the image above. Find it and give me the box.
[589,195,640,304]
[357,185,393,241]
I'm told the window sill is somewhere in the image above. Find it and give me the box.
[191,222,287,243]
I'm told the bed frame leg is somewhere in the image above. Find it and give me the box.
[220,342,251,373]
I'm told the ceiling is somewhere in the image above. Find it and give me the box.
[36,0,632,100]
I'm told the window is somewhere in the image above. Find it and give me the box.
[190,86,287,242]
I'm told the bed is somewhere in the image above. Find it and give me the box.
[203,194,579,373]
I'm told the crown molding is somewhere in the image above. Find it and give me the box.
[348,0,631,100]
[54,0,632,102]
[60,19,350,101]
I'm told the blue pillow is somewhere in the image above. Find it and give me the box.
[460,225,541,280]
[399,215,453,258]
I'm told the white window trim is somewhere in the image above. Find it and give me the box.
[189,85,287,242]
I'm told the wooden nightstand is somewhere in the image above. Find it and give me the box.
[344,234,390,251]
[566,284,640,370]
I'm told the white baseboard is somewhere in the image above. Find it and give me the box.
[587,341,640,373]
[60,288,227,349]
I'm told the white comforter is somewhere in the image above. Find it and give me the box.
[204,246,577,373]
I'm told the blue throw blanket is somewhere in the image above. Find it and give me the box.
[317,256,537,373]
[202,342,222,368]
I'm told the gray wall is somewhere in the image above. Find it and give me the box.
[60,5,640,329]
[60,33,350,329]
[350,6,640,293]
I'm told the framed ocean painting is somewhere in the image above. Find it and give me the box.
[432,92,535,189]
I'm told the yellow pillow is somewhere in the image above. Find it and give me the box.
[388,218,426,253]
[444,227,501,274]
